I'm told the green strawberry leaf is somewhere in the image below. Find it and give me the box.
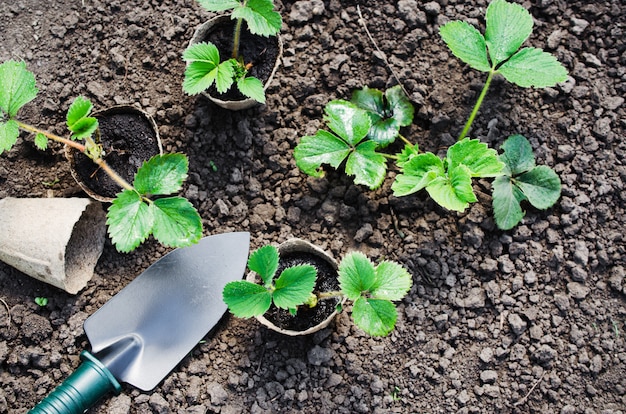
[182,43,235,95]
[484,0,533,66]
[273,265,317,309]
[134,153,188,195]
[446,138,504,177]
[351,85,414,147]
[370,261,412,301]
[391,152,444,197]
[351,86,385,117]
[439,20,491,72]
[68,117,98,140]
[151,197,202,248]
[515,165,561,210]
[66,96,92,128]
[492,175,527,230]
[367,117,400,147]
[324,100,372,146]
[345,140,387,189]
[107,190,154,253]
[237,75,266,103]
[396,143,420,167]
[386,85,414,127]
[248,245,280,286]
[426,164,476,212]
[352,297,397,337]
[0,120,19,155]
[294,130,352,178]
[497,47,569,88]
[223,280,272,318]
[338,252,377,301]
[196,0,240,12]
[34,132,48,150]
[214,60,237,93]
[499,134,536,175]
[232,0,282,37]
[0,60,38,118]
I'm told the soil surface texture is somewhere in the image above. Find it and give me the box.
[1,0,625,413]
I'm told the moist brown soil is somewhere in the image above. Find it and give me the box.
[69,109,161,199]
[1,0,625,413]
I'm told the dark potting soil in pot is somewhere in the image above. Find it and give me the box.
[264,251,341,332]
[71,111,160,199]
[201,19,280,102]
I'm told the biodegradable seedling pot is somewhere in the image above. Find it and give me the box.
[66,105,163,202]
[0,197,106,294]
[189,15,283,110]
[246,239,344,336]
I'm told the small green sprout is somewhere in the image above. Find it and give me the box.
[223,245,412,336]
[0,60,203,253]
[391,386,402,401]
[209,160,218,172]
[34,297,48,307]
[182,0,282,103]
[42,178,60,187]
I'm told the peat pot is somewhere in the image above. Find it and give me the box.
[0,197,106,294]
[189,15,283,110]
[246,238,345,336]
[66,105,163,202]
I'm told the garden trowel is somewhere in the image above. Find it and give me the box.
[29,232,250,414]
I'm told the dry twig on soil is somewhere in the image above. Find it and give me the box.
[513,371,546,406]
[356,6,410,97]
[0,297,11,328]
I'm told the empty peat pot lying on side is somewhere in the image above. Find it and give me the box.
[0,197,106,294]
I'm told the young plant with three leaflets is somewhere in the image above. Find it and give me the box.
[222,244,412,336]
[0,60,202,252]
[182,0,282,103]
[294,0,567,229]
[436,0,567,226]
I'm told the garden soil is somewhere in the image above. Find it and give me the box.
[1,0,625,413]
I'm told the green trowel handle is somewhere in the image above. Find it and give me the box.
[29,351,122,414]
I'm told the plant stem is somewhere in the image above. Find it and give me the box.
[92,158,136,193]
[17,121,135,193]
[458,68,495,141]
[232,17,243,59]
[317,291,343,300]
[381,153,399,160]
[17,121,85,152]
[398,133,414,148]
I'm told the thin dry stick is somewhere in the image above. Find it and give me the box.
[0,297,11,328]
[513,371,546,406]
[356,5,410,97]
